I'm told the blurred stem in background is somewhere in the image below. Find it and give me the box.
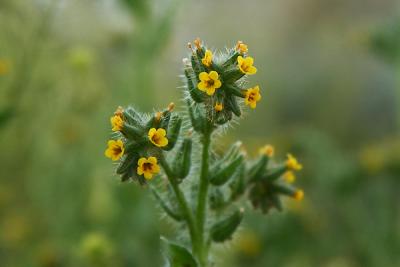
[120,0,181,110]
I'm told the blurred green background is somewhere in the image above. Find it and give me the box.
[1,0,399,266]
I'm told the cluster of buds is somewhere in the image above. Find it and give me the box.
[207,142,304,216]
[104,39,304,267]
[184,38,261,129]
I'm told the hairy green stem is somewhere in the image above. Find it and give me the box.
[159,154,199,252]
[196,129,212,266]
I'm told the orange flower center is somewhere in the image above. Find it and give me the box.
[143,162,153,171]
[112,146,122,155]
[248,92,256,102]
[206,79,215,87]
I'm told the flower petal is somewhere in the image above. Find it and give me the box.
[209,71,219,80]
[199,72,208,81]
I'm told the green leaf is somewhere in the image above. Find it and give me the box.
[210,209,244,243]
[161,237,198,267]
[164,114,182,151]
[173,138,192,179]
[210,155,244,186]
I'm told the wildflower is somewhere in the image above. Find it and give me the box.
[293,189,304,201]
[244,86,261,109]
[237,56,257,75]
[137,157,160,180]
[236,41,248,54]
[0,59,10,75]
[110,115,123,131]
[215,102,223,112]
[198,71,222,96]
[104,140,124,161]
[148,128,169,147]
[202,50,213,67]
[283,171,296,183]
[286,154,303,171]
[259,144,274,157]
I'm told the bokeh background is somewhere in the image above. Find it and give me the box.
[1,0,399,266]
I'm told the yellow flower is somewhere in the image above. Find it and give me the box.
[244,86,261,109]
[283,171,296,183]
[237,56,257,75]
[286,154,303,171]
[0,59,10,75]
[197,71,222,96]
[148,128,169,147]
[137,157,160,180]
[202,50,213,67]
[104,140,124,161]
[236,41,248,54]
[214,102,223,112]
[293,189,304,201]
[110,115,123,131]
[259,144,274,157]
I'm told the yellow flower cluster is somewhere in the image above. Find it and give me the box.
[105,106,170,180]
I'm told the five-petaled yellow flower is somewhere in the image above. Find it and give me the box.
[259,144,274,157]
[202,50,213,67]
[236,41,248,54]
[244,86,261,109]
[104,139,124,161]
[110,114,124,131]
[215,102,223,112]
[237,56,257,75]
[293,189,304,201]
[197,71,222,96]
[137,156,160,180]
[286,154,303,171]
[148,128,169,147]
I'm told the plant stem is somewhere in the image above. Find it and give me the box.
[159,154,199,252]
[196,129,212,266]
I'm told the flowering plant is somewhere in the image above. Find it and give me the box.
[105,38,304,267]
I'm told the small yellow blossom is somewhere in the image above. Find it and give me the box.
[197,71,222,96]
[293,189,304,201]
[148,128,169,147]
[237,56,257,75]
[259,144,274,157]
[286,154,303,171]
[236,41,248,54]
[0,59,10,75]
[244,86,261,109]
[214,102,223,112]
[104,140,124,161]
[202,50,213,67]
[283,171,296,183]
[110,115,123,131]
[137,156,160,180]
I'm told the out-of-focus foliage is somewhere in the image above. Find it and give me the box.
[0,0,399,266]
